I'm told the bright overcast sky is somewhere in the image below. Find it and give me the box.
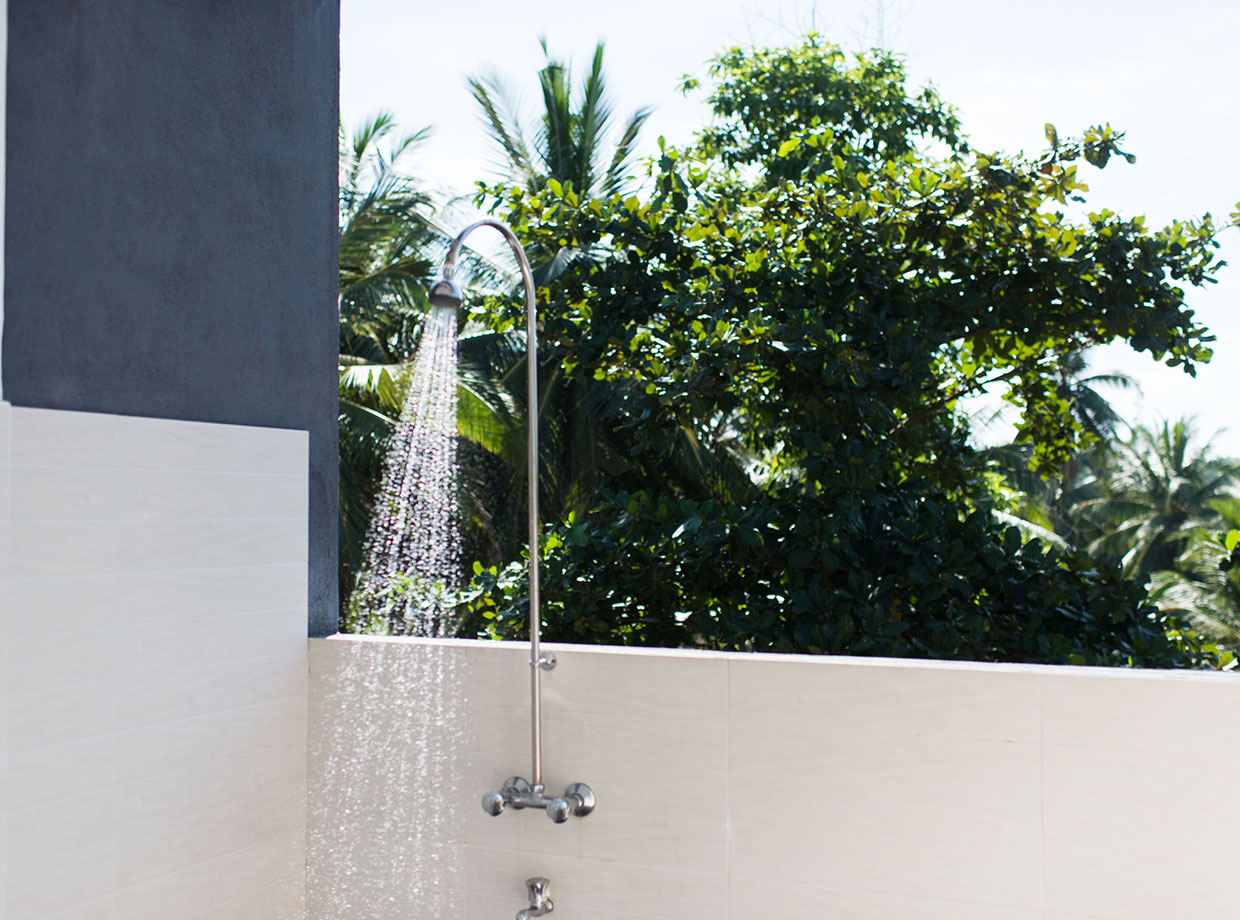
[341,0,1240,457]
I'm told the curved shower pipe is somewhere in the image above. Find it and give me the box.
[428,220,594,823]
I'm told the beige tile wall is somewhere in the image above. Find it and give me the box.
[308,636,1240,920]
[2,401,11,914]
[4,407,309,920]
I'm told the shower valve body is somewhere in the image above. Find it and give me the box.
[482,777,595,823]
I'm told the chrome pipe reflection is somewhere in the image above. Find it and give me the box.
[428,220,594,822]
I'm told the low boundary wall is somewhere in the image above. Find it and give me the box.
[309,635,1239,920]
[3,407,309,920]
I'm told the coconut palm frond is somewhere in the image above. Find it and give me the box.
[603,107,654,198]
[470,38,652,200]
[469,72,537,190]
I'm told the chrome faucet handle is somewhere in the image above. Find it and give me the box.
[481,790,506,816]
[564,782,596,817]
[542,781,597,822]
[482,777,531,816]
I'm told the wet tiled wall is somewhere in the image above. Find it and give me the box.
[3,408,309,920]
[309,636,1240,920]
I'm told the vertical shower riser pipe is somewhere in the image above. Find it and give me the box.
[436,219,544,787]
[437,221,595,825]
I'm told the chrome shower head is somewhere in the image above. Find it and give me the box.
[427,277,463,309]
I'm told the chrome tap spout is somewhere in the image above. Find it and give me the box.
[515,877,554,920]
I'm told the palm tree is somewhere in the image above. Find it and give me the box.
[984,349,1134,550]
[459,40,663,560]
[1148,497,1240,647]
[1041,352,1137,548]
[469,38,652,200]
[339,114,441,359]
[337,113,445,601]
[1053,350,1133,444]
[1082,419,1240,578]
[337,113,529,606]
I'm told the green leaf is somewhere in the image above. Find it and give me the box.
[1225,529,1239,553]
[777,137,802,158]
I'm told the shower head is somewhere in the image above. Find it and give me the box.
[427,277,463,309]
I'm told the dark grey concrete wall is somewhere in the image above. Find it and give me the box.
[4,0,340,635]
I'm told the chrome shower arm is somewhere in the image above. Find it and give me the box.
[433,220,595,825]
[438,219,536,296]
[430,219,546,787]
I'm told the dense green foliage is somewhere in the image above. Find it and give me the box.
[459,37,1229,666]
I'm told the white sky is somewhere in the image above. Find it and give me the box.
[341,0,1240,457]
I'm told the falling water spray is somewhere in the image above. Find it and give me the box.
[349,305,461,636]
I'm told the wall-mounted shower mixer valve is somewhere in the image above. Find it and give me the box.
[482,777,595,823]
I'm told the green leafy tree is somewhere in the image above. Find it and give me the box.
[691,36,964,183]
[461,41,753,571]
[465,37,1227,668]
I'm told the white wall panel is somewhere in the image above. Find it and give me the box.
[1,401,11,914]
[4,407,309,920]
[0,0,7,400]
[309,637,1240,920]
